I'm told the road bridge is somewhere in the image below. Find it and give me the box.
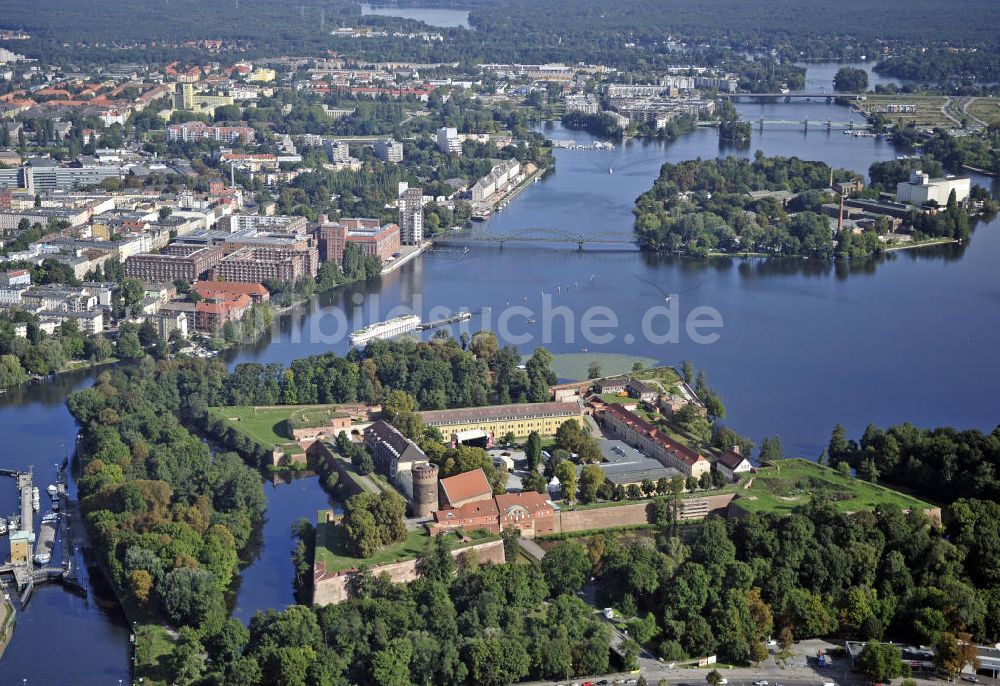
[433,227,639,250]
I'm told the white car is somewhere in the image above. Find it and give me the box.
[754,680,769,686]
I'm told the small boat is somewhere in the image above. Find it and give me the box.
[609,167,614,174]
[47,484,58,498]
[0,518,7,536]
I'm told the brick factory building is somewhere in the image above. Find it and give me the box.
[315,217,400,264]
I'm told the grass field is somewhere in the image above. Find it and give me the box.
[966,98,1000,126]
[209,404,347,453]
[134,624,175,686]
[732,458,932,515]
[314,511,497,573]
[545,352,658,382]
[855,95,956,128]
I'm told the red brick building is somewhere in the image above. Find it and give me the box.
[315,217,400,265]
[430,490,557,539]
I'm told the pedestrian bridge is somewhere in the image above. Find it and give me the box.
[433,227,639,249]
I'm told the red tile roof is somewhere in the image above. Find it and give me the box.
[194,280,268,298]
[439,468,492,506]
[494,491,552,516]
[601,403,706,466]
[433,498,499,523]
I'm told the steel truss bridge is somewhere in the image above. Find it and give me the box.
[432,227,639,250]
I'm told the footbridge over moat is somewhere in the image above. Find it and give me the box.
[432,227,641,250]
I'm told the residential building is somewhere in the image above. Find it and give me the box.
[470,159,521,204]
[716,449,753,482]
[167,122,255,144]
[436,126,461,154]
[213,245,317,283]
[0,269,30,287]
[438,468,493,509]
[397,183,424,245]
[151,310,189,340]
[192,280,270,304]
[374,138,403,162]
[419,401,582,439]
[565,94,600,114]
[895,170,971,206]
[597,403,711,478]
[125,244,225,283]
[193,293,252,331]
[0,287,26,306]
[323,140,351,163]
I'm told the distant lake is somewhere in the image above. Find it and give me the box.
[360,3,471,28]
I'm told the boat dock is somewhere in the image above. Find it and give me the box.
[416,311,474,331]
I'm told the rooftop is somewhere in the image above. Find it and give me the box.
[420,401,580,425]
[439,468,492,505]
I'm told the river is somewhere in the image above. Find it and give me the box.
[2,97,998,680]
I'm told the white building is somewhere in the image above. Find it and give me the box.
[374,138,403,163]
[715,450,753,482]
[323,140,352,163]
[436,127,461,154]
[896,170,971,206]
[0,286,25,305]
[397,183,425,245]
[0,269,30,287]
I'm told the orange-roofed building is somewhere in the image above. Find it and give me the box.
[194,292,251,331]
[432,498,500,534]
[438,468,493,509]
[193,280,270,304]
[495,491,557,537]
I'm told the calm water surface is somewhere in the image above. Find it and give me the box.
[1,94,997,677]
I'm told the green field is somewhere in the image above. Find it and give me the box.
[732,458,932,515]
[209,404,348,454]
[314,511,497,574]
[544,352,659,381]
[134,624,176,686]
[855,95,957,128]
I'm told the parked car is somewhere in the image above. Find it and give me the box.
[755,680,769,685]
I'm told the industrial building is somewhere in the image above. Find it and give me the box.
[895,170,971,206]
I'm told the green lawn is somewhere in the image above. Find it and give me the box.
[597,393,640,405]
[209,404,347,453]
[543,352,658,382]
[733,458,932,515]
[134,624,175,686]
[314,511,498,574]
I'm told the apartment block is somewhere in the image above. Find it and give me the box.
[125,244,225,283]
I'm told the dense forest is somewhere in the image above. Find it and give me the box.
[148,484,1000,684]
[632,152,986,258]
[632,154,855,257]
[66,360,267,628]
[3,0,998,73]
[166,554,617,686]
[828,422,1000,503]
